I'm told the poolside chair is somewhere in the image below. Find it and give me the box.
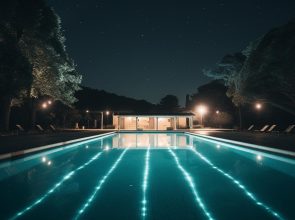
[36,124,45,132]
[255,125,269,132]
[15,124,25,135]
[49,124,57,132]
[16,124,25,132]
[247,124,254,131]
[284,125,295,134]
[267,125,277,132]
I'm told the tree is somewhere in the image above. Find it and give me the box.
[0,0,82,129]
[158,95,180,112]
[203,53,246,128]
[0,23,32,131]
[240,20,295,115]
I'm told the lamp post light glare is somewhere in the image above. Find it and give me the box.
[196,105,208,127]
[48,100,52,105]
[255,103,262,110]
[86,110,89,113]
[106,111,110,116]
[42,102,48,109]
[216,110,220,114]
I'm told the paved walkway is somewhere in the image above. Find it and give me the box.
[189,130,295,152]
[0,130,110,155]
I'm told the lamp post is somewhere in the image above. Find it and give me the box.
[196,105,208,127]
[85,110,90,128]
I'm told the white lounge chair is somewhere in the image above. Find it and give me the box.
[267,125,277,132]
[284,125,295,134]
[16,124,25,132]
[50,124,56,132]
[255,125,269,132]
[36,124,45,132]
[247,125,254,131]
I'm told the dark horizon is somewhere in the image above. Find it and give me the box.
[48,0,295,105]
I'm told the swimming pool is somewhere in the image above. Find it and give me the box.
[0,132,294,220]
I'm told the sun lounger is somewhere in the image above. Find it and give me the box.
[16,124,25,132]
[284,125,295,134]
[267,125,277,132]
[49,124,57,132]
[255,125,269,132]
[247,125,254,131]
[36,124,45,132]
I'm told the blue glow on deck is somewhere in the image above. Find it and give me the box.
[190,147,284,220]
[74,148,128,219]
[168,148,214,220]
[141,147,150,218]
[11,151,103,220]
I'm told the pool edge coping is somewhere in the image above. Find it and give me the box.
[185,132,295,158]
[0,131,116,161]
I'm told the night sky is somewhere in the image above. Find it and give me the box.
[48,0,295,105]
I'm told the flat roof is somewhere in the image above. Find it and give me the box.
[114,112,194,116]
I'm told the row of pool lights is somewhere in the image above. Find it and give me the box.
[74,148,129,219]
[12,150,104,219]
[190,147,283,220]
[168,148,215,220]
[141,147,150,218]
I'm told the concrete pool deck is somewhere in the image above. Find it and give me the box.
[0,129,294,159]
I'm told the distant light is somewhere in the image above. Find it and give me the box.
[256,155,262,161]
[47,100,52,105]
[255,103,262,110]
[42,103,48,109]
[42,157,47,162]
[196,105,208,115]
[86,110,89,113]
[106,111,110,115]
[216,110,220,114]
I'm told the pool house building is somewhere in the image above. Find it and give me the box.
[113,112,194,130]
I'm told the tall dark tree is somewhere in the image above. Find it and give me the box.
[204,20,295,122]
[0,0,82,130]
[158,95,180,112]
[0,23,32,131]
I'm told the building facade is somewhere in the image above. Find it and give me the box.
[113,113,194,130]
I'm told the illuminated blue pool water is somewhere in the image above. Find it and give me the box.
[0,132,294,220]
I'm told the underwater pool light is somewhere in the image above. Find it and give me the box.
[190,148,283,220]
[75,148,128,219]
[11,151,104,219]
[141,147,150,218]
[168,148,214,220]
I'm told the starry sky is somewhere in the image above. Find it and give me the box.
[48,0,295,106]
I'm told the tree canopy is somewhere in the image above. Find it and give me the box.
[204,20,295,115]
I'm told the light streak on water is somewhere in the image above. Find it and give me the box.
[74,148,128,219]
[190,147,284,220]
[11,151,104,220]
[141,147,150,218]
[168,148,214,220]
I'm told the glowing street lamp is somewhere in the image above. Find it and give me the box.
[106,111,110,116]
[48,100,52,105]
[255,103,262,110]
[196,105,208,127]
[42,102,48,109]
[216,110,220,114]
